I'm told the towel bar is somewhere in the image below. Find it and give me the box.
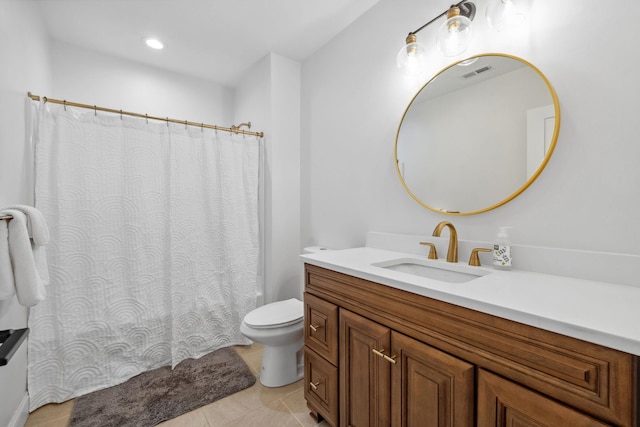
[0,328,28,366]
[0,214,12,221]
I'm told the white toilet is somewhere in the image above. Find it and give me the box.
[240,298,304,387]
[240,246,328,387]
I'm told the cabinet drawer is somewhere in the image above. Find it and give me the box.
[304,347,338,427]
[304,292,338,365]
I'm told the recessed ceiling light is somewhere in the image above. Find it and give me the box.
[143,37,165,50]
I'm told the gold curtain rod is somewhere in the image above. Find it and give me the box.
[27,92,264,138]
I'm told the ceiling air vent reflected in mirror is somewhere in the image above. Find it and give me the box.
[461,65,492,79]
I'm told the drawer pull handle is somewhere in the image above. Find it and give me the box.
[310,381,320,390]
[372,348,385,358]
[383,354,397,364]
[309,324,322,332]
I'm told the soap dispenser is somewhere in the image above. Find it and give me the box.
[493,226,512,270]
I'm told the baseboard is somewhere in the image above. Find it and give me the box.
[7,393,29,427]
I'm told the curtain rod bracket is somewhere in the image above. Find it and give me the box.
[231,122,252,134]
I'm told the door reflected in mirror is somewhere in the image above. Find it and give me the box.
[395,53,560,215]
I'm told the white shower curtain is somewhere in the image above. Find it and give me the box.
[27,102,260,410]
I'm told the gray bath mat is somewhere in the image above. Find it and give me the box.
[69,346,256,427]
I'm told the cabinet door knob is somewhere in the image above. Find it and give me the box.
[309,324,322,332]
[309,381,321,390]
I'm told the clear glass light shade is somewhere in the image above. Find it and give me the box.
[396,41,428,78]
[486,0,531,32]
[436,15,472,57]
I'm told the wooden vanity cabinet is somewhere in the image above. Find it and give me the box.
[303,263,639,427]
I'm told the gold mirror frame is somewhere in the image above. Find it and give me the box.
[394,53,561,216]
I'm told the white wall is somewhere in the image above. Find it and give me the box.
[0,2,52,426]
[235,53,302,303]
[235,56,271,305]
[268,55,302,301]
[301,0,640,281]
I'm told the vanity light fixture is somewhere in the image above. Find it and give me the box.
[486,0,531,32]
[397,0,532,76]
[397,1,476,76]
[143,37,165,50]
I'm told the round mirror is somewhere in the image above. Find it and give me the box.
[395,53,560,215]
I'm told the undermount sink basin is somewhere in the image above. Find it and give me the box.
[372,258,491,283]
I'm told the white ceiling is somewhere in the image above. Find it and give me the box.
[36,0,380,87]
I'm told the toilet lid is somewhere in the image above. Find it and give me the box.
[244,298,303,329]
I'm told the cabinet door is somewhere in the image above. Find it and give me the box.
[340,309,391,427]
[391,332,474,427]
[477,369,612,427]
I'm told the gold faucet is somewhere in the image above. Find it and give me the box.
[432,221,458,263]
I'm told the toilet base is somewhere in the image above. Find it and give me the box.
[259,340,304,387]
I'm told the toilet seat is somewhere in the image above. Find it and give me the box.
[244,298,303,329]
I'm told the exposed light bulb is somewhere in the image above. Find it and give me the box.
[437,7,472,57]
[396,34,428,81]
[486,0,531,32]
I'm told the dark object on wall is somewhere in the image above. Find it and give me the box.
[0,328,29,366]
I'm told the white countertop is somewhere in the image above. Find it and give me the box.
[301,247,640,356]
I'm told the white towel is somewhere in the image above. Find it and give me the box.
[4,204,50,246]
[0,220,15,300]
[0,209,46,306]
[2,205,50,286]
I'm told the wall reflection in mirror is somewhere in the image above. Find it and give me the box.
[395,54,560,215]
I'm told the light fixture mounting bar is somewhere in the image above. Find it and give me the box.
[410,1,476,36]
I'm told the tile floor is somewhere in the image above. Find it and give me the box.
[25,344,329,427]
